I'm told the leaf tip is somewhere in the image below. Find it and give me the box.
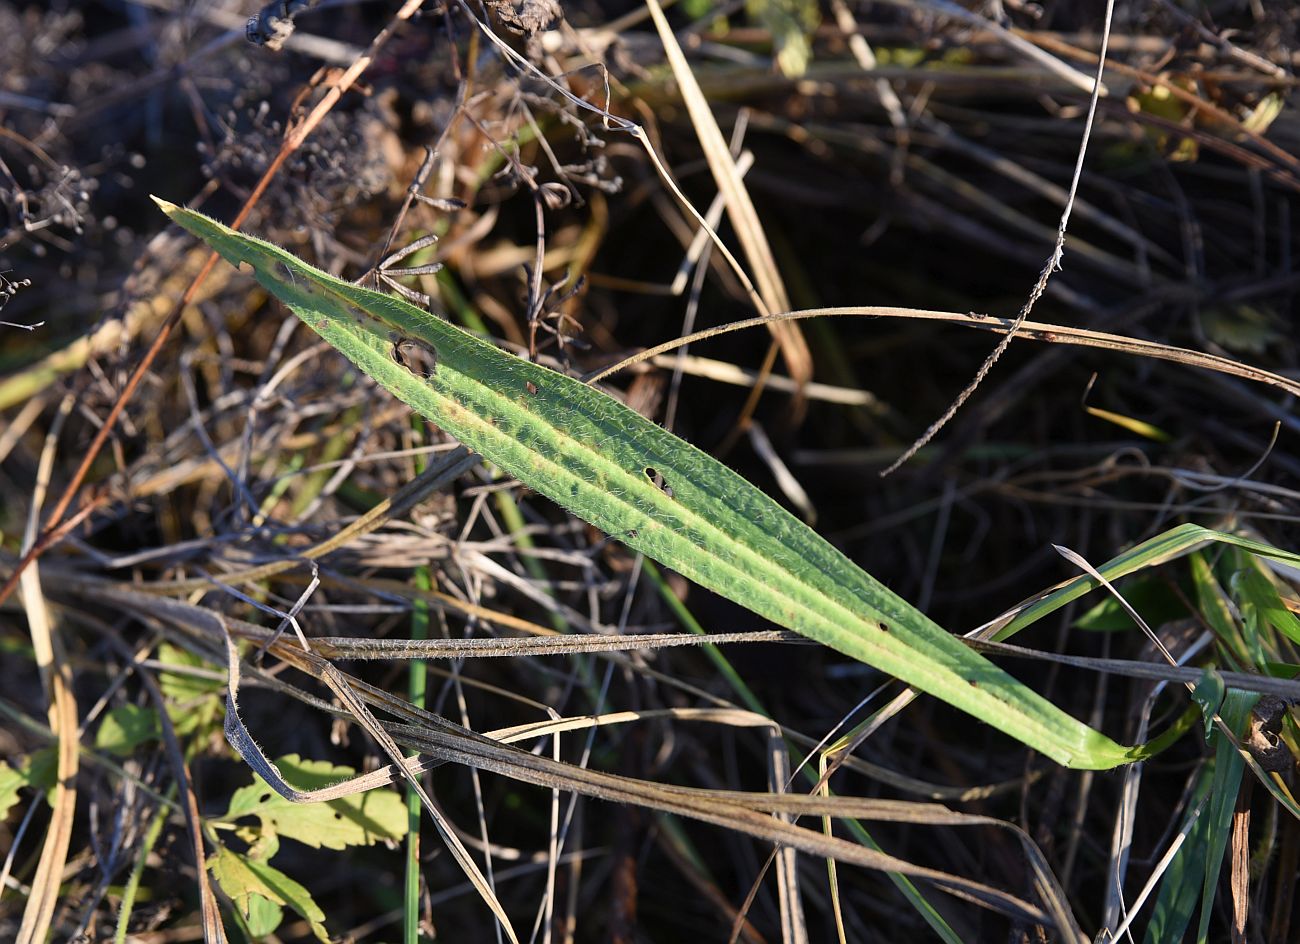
[150,194,180,216]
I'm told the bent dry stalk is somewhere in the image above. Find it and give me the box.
[152,195,1137,770]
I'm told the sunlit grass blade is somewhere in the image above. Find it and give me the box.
[997,523,1300,641]
[153,196,1134,770]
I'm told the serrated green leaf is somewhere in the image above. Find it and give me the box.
[221,754,408,851]
[95,704,161,756]
[154,196,1137,770]
[233,824,281,863]
[239,888,285,939]
[209,845,328,942]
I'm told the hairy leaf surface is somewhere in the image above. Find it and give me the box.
[155,196,1134,770]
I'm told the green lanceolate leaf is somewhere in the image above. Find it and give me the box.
[153,196,1135,770]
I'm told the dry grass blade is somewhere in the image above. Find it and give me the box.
[175,729,228,943]
[73,580,1027,809]
[767,731,808,944]
[453,0,780,330]
[644,0,813,405]
[386,726,1078,935]
[15,395,79,944]
[1232,787,1251,942]
[288,658,1077,935]
[590,306,1300,399]
[965,638,1300,701]
[648,352,882,407]
[1028,31,1300,185]
[309,630,800,659]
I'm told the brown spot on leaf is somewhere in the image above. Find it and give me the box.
[390,337,438,378]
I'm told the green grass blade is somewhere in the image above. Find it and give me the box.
[1142,692,1254,944]
[405,564,431,944]
[1196,695,1255,943]
[153,196,1133,770]
[997,523,1300,642]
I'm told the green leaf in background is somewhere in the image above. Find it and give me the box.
[1128,82,1200,162]
[1189,551,1250,664]
[1074,576,1187,632]
[746,0,819,76]
[220,754,408,851]
[1263,662,1300,679]
[0,764,23,819]
[1231,565,1300,647]
[1200,304,1283,356]
[154,197,1137,770]
[209,845,329,942]
[95,704,161,756]
[0,748,58,817]
[1191,668,1226,742]
[1241,92,1285,135]
[1082,399,1172,441]
[157,641,225,737]
[157,641,224,700]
